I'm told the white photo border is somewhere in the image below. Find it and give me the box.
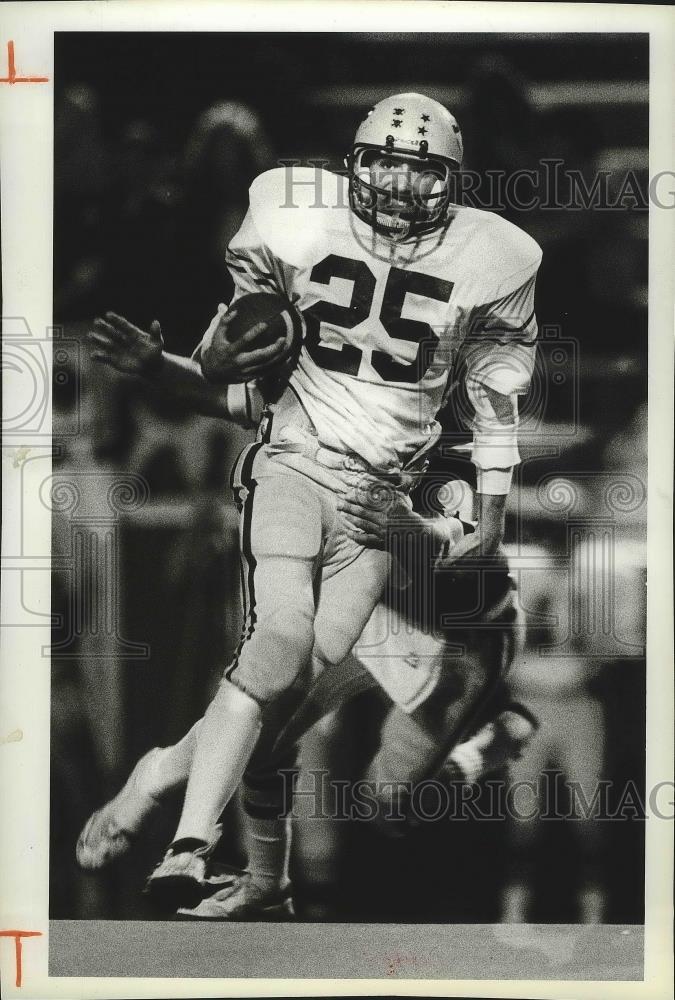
[1,2,672,998]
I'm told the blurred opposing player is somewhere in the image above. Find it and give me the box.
[87,92,541,911]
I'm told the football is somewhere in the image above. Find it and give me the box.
[200,291,303,383]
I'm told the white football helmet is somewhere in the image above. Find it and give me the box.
[348,92,463,239]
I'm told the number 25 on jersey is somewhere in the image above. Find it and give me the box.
[302,254,454,384]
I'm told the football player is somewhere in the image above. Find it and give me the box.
[87,92,541,913]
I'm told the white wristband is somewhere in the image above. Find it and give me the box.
[476,467,514,495]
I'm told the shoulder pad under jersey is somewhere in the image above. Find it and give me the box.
[451,206,543,298]
[248,167,349,269]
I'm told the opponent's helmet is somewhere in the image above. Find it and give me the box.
[348,92,463,240]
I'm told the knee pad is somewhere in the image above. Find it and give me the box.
[226,610,315,705]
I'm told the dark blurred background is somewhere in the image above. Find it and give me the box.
[51,32,647,924]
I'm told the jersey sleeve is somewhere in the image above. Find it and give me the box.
[224,207,285,303]
[461,258,541,491]
[466,380,520,489]
[464,269,539,397]
[190,207,286,363]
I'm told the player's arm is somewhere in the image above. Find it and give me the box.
[447,260,541,561]
[200,208,288,383]
[445,381,517,561]
[88,311,262,425]
[443,489,507,562]
[338,488,468,553]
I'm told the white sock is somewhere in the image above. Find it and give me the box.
[146,721,202,798]
[245,813,291,892]
[173,680,262,844]
[579,882,606,924]
[446,732,488,784]
[501,880,532,923]
[442,711,535,786]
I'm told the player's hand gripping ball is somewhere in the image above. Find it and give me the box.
[200,292,303,385]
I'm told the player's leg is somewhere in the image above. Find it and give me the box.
[364,604,535,830]
[222,650,379,919]
[147,454,323,908]
[363,626,500,821]
[177,540,394,919]
[78,694,291,883]
[76,721,201,869]
[177,725,299,921]
[180,544,393,917]
[78,540,386,879]
[177,712,348,923]
[289,706,357,919]
[499,696,550,922]
[439,703,538,785]
[559,693,607,922]
[435,617,535,787]
[312,543,393,681]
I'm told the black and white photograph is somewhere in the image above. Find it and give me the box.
[0,2,673,996]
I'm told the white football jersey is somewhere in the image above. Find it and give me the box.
[213,167,541,472]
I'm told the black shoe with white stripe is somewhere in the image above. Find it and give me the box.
[145,831,221,912]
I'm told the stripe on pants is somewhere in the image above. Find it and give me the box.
[226,442,263,680]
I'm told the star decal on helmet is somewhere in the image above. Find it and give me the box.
[350,93,459,243]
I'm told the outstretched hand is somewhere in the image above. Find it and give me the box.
[88,312,164,376]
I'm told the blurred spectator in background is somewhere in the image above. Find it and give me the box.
[54,84,110,319]
[171,101,276,351]
[501,585,607,925]
[103,118,181,334]
[465,54,536,179]
[55,92,277,358]
[464,54,647,362]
